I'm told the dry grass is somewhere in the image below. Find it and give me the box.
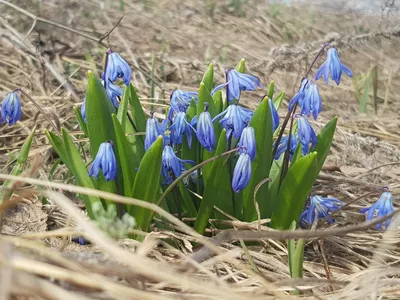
[1,0,400,299]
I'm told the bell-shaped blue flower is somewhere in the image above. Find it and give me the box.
[226,69,261,102]
[89,141,117,182]
[168,89,198,120]
[300,196,344,225]
[315,48,352,85]
[288,79,322,120]
[213,104,253,139]
[102,80,123,108]
[170,111,194,147]
[145,112,161,151]
[1,92,22,126]
[105,50,132,86]
[232,153,252,193]
[274,134,298,160]
[238,125,256,161]
[197,103,216,152]
[288,78,308,112]
[297,116,317,155]
[268,98,280,131]
[360,191,394,230]
[162,145,195,183]
[303,81,322,120]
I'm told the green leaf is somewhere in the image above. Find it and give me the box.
[194,130,228,234]
[46,131,71,170]
[310,116,337,183]
[213,90,223,114]
[116,86,130,130]
[178,181,197,217]
[18,125,36,165]
[73,106,88,136]
[270,152,318,229]
[267,80,275,99]
[264,157,283,218]
[288,221,304,280]
[197,82,220,182]
[235,58,245,73]
[129,136,163,231]
[0,126,37,202]
[85,71,116,156]
[202,63,214,93]
[61,128,102,219]
[273,91,285,110]
[242,96,273,221]
[112,114,136,197]
[86,72,118,195]
[128,83,147,144]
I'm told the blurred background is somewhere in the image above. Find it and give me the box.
[1,0,400,172]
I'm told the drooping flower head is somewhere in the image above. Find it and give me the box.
[300,196,344,225]
[102,80,123,108]
[360,190,394,230]
[268,98,280,131]
[226,69,261,102]
[274,134,298,161]
[162,145,195,184]
[104,49,132,86]
[170,111,194,147]
[197,103,216,152]
[168,89,198,120]
[288,79,322,120]
[297,116,317,155]
[1,92,22,126]
[315,48,352,85]
[213,104,253,139]
[145,112,162,151]
[89,141,117,182]
[232,153,252,193]
[238,125,256,161]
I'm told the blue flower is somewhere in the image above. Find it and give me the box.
[162,145,195,183]
[288,79,322,120]
[145,112,161,151]
[303,81,322,120]
[197,103,216,152]
[1,92,22,126]
[213,104,253,139]
[300,196,344,225]
[288,78,308,112]
[105,50,132,86]
[226,69,261,102]
[81,98,87,122]
[238,125,256,161]
[102,80,123,108]
[315,48,352,85]
[170,111,194,147]
[360,191,394,229]
[274,134,298,160]
[168,89,198,120]
[297,116,317,155]
[232,153,252,193]
[89,141,117,182]
[268,98,280,131]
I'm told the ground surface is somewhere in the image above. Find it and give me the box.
[1,0,400,299]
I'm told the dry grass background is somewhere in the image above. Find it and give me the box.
[1,0,400,299]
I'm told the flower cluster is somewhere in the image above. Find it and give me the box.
[145,68,265,191]
[278,47,353,161]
